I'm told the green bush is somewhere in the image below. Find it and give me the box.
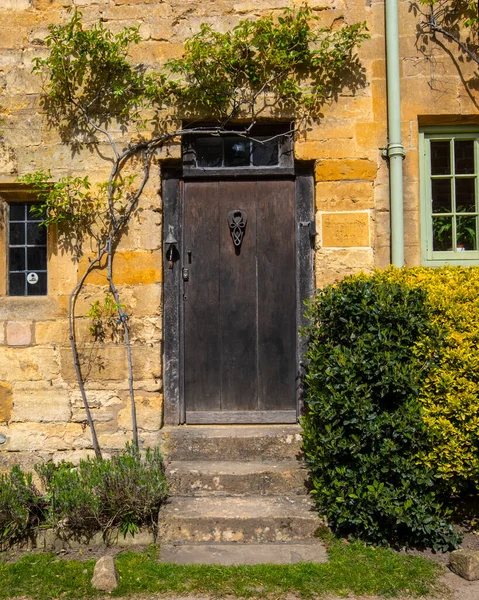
[373,267,479,494]
[36,444,168,537]
[0,466,45,548]
[301,275,460,550]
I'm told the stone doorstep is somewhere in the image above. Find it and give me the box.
[157,496,324,543]
[166,460,309,497]
[160,424,303,463]
[158,542,328,565]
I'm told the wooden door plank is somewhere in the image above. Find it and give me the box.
[219,180,258,411]
[183,180,221,411]
[257,178,296,411]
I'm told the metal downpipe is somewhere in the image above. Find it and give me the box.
[385,0,406,266]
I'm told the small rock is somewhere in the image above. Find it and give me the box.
[91,555,118,592]
[450,549,479,581]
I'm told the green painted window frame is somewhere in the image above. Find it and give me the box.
[420,126,479,266]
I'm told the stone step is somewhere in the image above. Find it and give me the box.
[158,496,322,543]
[166,460,308,497]
[160,425,303,462]
[158,542,328,565]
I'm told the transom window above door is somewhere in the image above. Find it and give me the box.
[182,126,294,175]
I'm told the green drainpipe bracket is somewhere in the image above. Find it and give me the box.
[387,143,406,158]
[381,143,406,159]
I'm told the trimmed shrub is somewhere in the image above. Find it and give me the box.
[0,466,45,548]
[0,444,167,547]
[301,274,460,550]
[374,266,479,495]
[36,444,168,537]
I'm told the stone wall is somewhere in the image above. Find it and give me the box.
[0,0,477,465]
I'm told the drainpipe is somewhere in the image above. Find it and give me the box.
[385,0,406,266]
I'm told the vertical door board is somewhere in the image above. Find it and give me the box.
[183,181,221,411]
[257,178,296,410]
[219,181,258,411]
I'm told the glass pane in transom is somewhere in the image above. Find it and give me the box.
[195,138,222,168]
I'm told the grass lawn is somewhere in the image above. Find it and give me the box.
[0,539,442,600]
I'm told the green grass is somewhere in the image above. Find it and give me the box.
[0,539,442,600]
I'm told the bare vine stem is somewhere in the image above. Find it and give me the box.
[426,11,479,66]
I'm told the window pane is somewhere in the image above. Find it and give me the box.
[27,203,43,221]
[9,222,25,245]
[431,179,452,213]
[455,140,475,174]
[431,141,451,175]
[252,138,279,166]
[27,247,47,271]
[457,215,477,250]
[9,272,25,296]
[9,204,25,221]
[9,247,25,271]
[27,272,47,296]
[433,216,453,251]
[196,138,222,168]
[455,178,476,212]
[27,222,47,245]
[224,138,250,166]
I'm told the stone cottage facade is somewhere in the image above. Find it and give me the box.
[0,0,478,467]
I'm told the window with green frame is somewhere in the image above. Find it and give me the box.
[420,129,479,265]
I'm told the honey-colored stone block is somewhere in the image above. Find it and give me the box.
[59,346,128,382]
[12,389,71,423]
[6,321,32,346]
[322,212,370,247]
[450,549,479,581]
[78,251,162,286]
[315,181,374,211]
[35,320,69,345]
[315,159,378,182]
[70,391,124,423]
[0,348,60,382]
[0,382,13,423]
[315,248,375,288]
[0,422,91,452]
[118,395,163,431]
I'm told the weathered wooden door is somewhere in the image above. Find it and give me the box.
[182,178,297,423]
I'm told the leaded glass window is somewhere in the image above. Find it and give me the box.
[8,203,47,296]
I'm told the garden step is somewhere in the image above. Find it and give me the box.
[160,425,303,462]
[158,542,328,565]
[166,460,308,496]
[157,496,323,543]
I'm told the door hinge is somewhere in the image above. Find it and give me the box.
[300,220,317,238]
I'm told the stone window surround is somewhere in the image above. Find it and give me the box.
[0,184,62,318]
[420,126,479,266]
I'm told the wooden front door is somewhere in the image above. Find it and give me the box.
[182,178,297,423]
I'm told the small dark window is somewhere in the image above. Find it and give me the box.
[191,135,280,169]
[8,203,47,296]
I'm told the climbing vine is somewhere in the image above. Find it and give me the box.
[18,5,368,457]
[418,0,479,73]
